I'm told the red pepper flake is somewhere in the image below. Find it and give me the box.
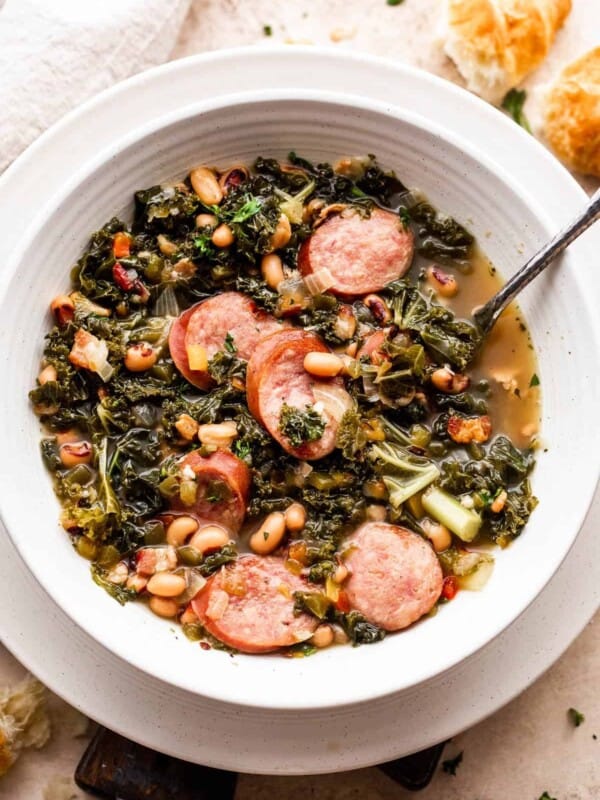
[113,262,149,302]
[113,262,137,291]
[335,589,351,613]
[442,575,458,601]
[113,232,131,259]
[199,641,211,650]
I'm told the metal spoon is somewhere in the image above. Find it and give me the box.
[473,187,600,336]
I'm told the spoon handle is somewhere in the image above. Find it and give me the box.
[474,187,600,335]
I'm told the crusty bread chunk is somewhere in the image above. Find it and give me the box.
[445,0,572,104]
[545,47,600,177]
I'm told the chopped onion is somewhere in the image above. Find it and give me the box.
[303,267,335,296]
[313,384,354,422]
[153,285,180,318]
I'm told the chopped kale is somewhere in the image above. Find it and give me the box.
[279,403,326,448]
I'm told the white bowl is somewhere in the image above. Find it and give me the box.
[1,87,598,711]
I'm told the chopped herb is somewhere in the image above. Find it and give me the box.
[279,403,326,448]
[285,642,317,658]
[441,751,463,776]
[538,793,557,800]
[224,332,236,353]
[501,89,532,134]
[263,24,273,36]
[263,530,270,541]
[387,0,405,4]
[568,707,585,727]
[529,373,540,387]
[399,206,411,228]
[194,234,213,255]
[230,196,263,223]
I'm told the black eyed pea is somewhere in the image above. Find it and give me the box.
[107,562,129,585]
[211,223,235,248]
[125,342,158,372]
[333,563,349,584]
[50,294,75,326]
[364,294,392,325]
[166,516,199,547]
[311,624,334,648]
[303,351,343,378]
[189,525,230,555]
[250,512,286,555]
[427,265,458,298]
[261,254,285,289]
[269,214,292,251]
[430,366,470,394]
[149,596,179,618]
[157,234,178,256]
[195,213,218,229]
[284,502,306,533]
[197,421,238,449]
[189,166,223,206]
[421,519,452,552]
[366,504,387,522]
[59,441,93,468]
[147,572,187,598]
[332,625,350,645]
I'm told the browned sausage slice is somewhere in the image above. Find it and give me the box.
[246,329,350,460]
[168,305,212,390]
[169,292,281,388]
[191,555,318,653]
[343,522,443,630]
[172,449,251,534]
[298,208,413,298]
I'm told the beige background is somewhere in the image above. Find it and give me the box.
[1,0,599,797]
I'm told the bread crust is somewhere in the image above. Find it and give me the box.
[545,47,600,177]
[445,0,572,103]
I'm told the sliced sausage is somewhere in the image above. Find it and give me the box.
[246,329,349,460]
[298,207,414,298]
[168,304,212,390]
[191,555,318,653]
[169,292,281,387]
[343,522,443,631]
[173,449,251,534]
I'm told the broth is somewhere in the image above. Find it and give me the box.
[406,244,540,450]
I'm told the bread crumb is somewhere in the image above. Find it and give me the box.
[43,775,83,800]
[330,26,356,43]
[0,676,51,776]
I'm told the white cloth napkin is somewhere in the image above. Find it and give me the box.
[0,0,191,173]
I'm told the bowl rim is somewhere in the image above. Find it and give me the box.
[2,78,599,710]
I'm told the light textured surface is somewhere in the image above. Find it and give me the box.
[0,0,599,797]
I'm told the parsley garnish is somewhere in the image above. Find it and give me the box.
[231,196,263,223]
[263,530,270,541]
[568,707,585,727]
[501,89,532,133]
[529,373,540,387]
[263,24,273,36]
[538,793,557,800]
[399,206,411,229]
[194,233,213,255]
[279,403,326,448]
[224,332,236,353]
[441,751,463,776]
[387,0,405,5]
